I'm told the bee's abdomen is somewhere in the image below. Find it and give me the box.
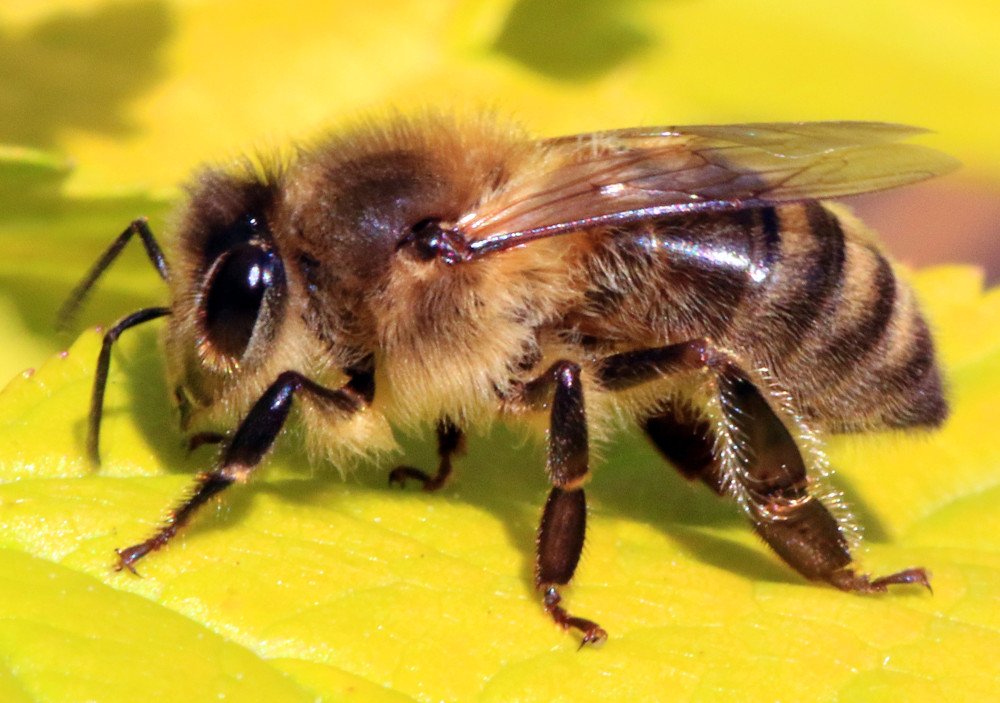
[762,202,946,431]
[569,201,946,432]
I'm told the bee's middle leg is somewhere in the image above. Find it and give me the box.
[520,360,607,646]
[598,339,930,594]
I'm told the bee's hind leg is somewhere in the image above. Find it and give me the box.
[389,418,464,492]
[600,339,930,594]
[642,404,725,494]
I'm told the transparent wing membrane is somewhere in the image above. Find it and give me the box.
[463,122,958,256]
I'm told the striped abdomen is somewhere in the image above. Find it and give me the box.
[568,201,946,431]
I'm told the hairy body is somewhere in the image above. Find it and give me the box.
[67,113,951,644]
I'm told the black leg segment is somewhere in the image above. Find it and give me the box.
[519,360,605,645]
[114,471,234,574]
[88,306,171,466]
[523,360,589,488]
[643,402,723,493]
[58,218,170,330]
[719,367,851,579]
[114,370,365,573]
[599,338,930,594]
[596,342,708,392]
[187,432,226,453]
[389,417,465,491]
[536,486,586,586]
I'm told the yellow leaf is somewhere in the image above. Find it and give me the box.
[1,265,998,701]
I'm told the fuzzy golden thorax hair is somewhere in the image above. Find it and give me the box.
[163,112,581,438]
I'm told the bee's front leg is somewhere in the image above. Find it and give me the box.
[521,360,607,647]
[114,370,366,573]
[88,307,172,465]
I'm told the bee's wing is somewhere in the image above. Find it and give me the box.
[462,122,958,257]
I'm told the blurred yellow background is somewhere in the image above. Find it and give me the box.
[3,0,999,188]
[1,0,998,384]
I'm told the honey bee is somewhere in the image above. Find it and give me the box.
[61,113,956,645]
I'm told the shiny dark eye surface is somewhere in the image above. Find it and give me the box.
[203,242,284,359]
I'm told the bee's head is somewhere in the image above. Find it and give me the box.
[166,166,298,428]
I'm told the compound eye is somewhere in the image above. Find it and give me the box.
[203,242,284,360]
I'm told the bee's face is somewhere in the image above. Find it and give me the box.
[164,170,293,424]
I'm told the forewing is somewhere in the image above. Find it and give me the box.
[462,122,958,256]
